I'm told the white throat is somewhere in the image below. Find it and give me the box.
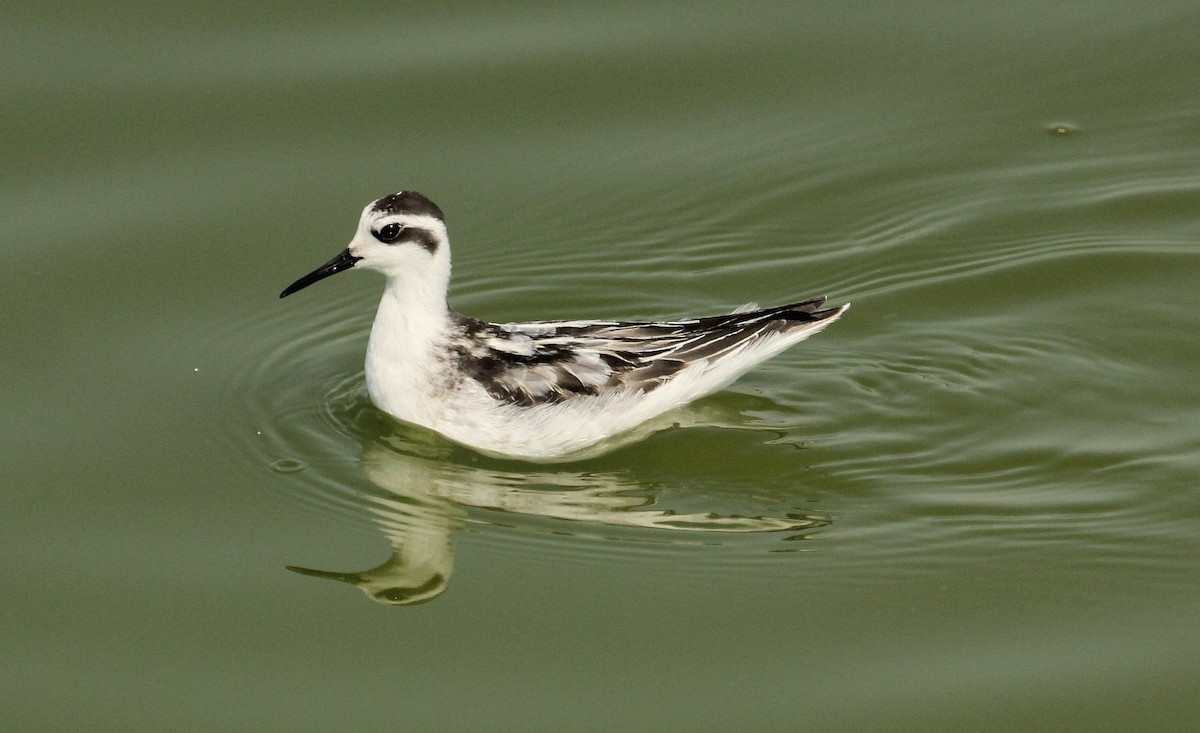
[364,268,453,425]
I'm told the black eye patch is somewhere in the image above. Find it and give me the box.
[372,223,439,253]
[374,222,404,243]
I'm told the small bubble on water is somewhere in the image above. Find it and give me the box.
[269,458,307,474]
[1046,122,1078,137]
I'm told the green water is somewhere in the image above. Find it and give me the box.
[4,2,1199,730]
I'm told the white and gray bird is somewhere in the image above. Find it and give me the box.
[280,191,848,461]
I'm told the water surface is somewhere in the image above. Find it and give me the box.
[3,1,1199,731]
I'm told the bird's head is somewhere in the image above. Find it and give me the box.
[280,190,450,298]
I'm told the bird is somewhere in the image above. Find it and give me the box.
[280,191,848,461]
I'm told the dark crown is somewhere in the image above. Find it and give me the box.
[370,191,444,221]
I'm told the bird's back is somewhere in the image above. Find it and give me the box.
[452,296,846,406]
[432,297,848,459]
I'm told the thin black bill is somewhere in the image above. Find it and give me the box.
[285,565,364,584]
[279,247,362,298]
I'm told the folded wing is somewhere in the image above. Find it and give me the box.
[451,297,846,407]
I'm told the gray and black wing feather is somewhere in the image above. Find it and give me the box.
[450,297,844,407]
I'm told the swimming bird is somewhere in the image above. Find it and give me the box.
[280,191,848,461]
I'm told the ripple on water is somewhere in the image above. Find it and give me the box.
[196,128,1200,605]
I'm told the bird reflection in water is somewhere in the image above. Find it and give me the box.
[288,436,826,607]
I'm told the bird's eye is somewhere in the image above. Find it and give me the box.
[375,222,404,243]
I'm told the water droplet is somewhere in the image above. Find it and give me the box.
[269,458,307,474]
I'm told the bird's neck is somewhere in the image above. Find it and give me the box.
[364,274,453,421]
